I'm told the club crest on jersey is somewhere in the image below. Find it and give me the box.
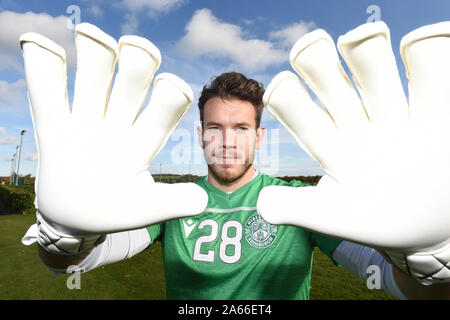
[245,214,277,249]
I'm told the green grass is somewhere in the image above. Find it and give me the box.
[0,213,393,300]
[310,247,393,300]
[0,213,166,299]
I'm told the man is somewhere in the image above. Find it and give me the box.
[29,72,449,299]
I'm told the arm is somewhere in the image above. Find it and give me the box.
[38,244,95,270]
[331,240,406,299]
[393,265,450,300]
[332,241,450,299]
[23,222,152,274]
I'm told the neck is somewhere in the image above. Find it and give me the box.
[207,165,256,193]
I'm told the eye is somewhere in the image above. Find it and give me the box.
[236,127,248,132]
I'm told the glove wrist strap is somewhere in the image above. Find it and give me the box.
[36,211,102,255]
[382,239,450,286]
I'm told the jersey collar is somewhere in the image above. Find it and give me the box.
[203,168,261,199]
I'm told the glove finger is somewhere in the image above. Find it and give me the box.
[257,183,362,242]
[290,29,367,129]
[256,184,380,248]
[105,35,161,126]
[20,33,70,142]
[263,71,336,164]
[256,177,443,250]
[123,182,209,230]
[132,73,194,164]
[337,22,408,124]
[71,23,118,123]
[54,176,208,233]
[400,22,450,123]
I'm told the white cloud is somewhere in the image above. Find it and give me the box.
[81,0,186,16]
[127,0,180,12]
[120,0,186,15]
[177,9,287,72]
[0,52,23,73]
[0,79,27,110]
[0,10,76,72]
[118,0,186,35]
[240,17,265,26]
[270,163,325,176]
[0,136,20,145]
[121,13,140,34]
[87,5,104,18]
[269,21,317,49]
[24,153,38,161]
[0,127,5,135]
[241,18,254,26]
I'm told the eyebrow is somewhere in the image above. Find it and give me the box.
[205,121,253,127]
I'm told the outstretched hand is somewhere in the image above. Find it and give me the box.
[21,23,207,234]
[257,22,450,284]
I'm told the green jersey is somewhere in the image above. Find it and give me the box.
[147,172,342,300]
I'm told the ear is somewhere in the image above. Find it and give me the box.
[196,125,204,149]
[255,126,266,150]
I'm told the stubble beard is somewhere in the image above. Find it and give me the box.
[208,162,253,185]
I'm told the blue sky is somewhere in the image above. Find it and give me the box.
[1,0,449,178]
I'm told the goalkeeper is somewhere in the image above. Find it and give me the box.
[22,23,449,300]
[24,71,449,300]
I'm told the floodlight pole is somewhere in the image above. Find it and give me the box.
[10,154,16,185]
[16,130,26,185]
[13,145,19,185]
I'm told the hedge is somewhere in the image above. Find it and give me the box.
[0,185,35,215]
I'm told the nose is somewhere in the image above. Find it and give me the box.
[222,128,237,147]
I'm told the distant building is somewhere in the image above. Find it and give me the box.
[0,176,35,185]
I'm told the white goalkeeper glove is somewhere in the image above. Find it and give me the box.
[22,210,103,255]
[20,23,208,238]
[257,21,450,285]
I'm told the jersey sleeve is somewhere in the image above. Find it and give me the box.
[146,223,164,243]
[287,179,310,187]
[310,232,343,265]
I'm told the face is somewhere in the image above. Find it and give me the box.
[197,97,265,185]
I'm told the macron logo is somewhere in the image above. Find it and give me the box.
[183,219,197,238]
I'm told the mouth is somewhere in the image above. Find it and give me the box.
[214,155,240,164]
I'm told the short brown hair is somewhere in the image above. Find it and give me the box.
[198,72,265,128]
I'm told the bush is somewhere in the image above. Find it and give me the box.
[0,185,35,215]
[277,175,322,186]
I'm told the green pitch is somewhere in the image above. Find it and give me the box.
[0,212,392,300]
